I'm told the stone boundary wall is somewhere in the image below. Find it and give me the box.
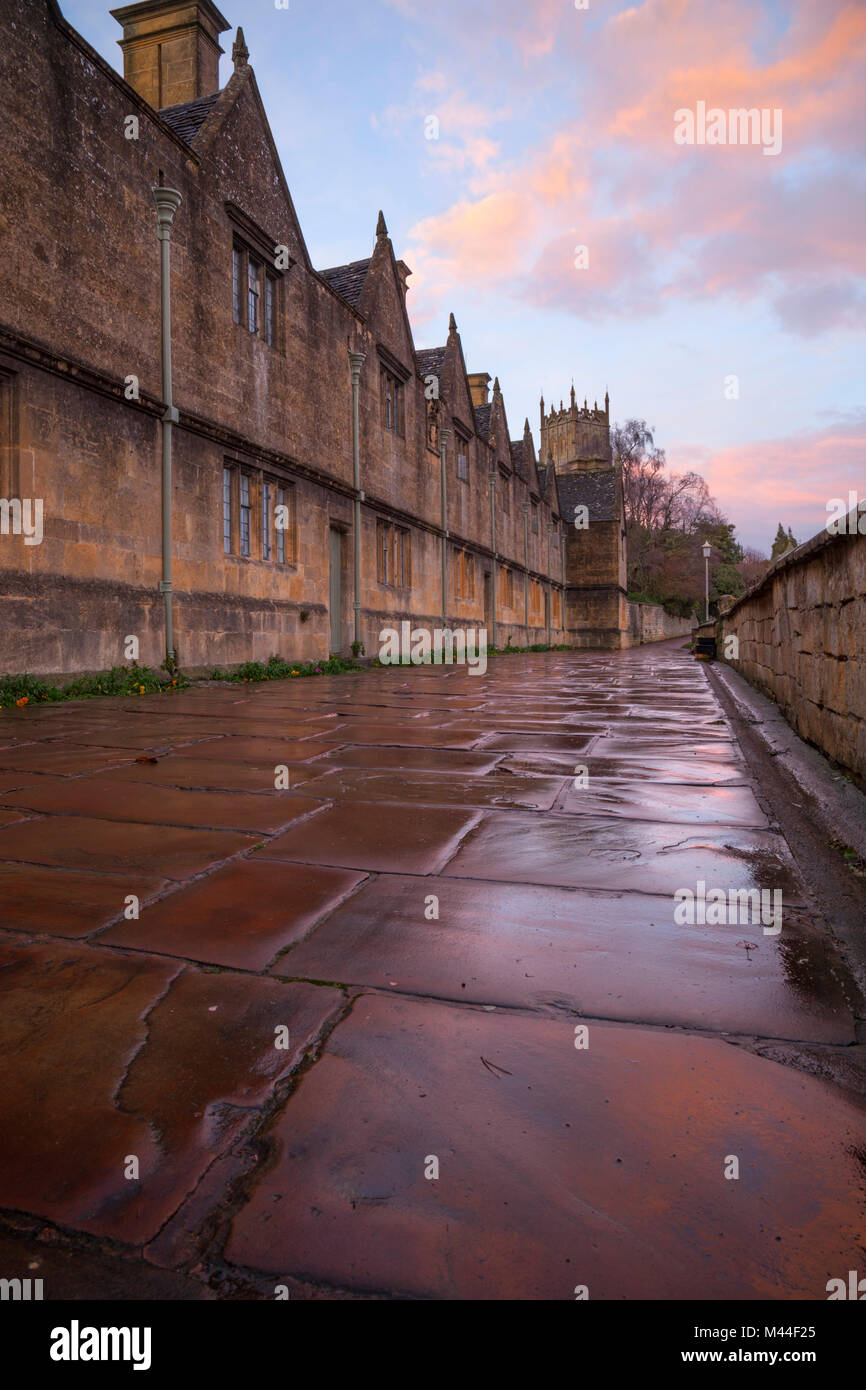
[625,601,693,646]
[718,513,865,782]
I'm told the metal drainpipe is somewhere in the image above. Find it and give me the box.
[561,525,566,636]
[488,471,497,649]
[152,186,182,664]
[547,522,552,646]
[439,428,450,629]
[349,350,365,650]
[523,503,529,640]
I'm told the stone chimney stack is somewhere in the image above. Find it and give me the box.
[111,1,231,110]
[467,373,491,407]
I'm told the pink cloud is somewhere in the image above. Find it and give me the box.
[398,0,866,333]
[669,416,866,548]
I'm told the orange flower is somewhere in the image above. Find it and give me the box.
[15,696,29,707]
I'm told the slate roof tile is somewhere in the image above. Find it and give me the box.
[318,259,371,308]
[158,92,221,143]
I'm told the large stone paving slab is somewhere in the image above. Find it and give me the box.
[308,746,504,775]
[176,738,337,763]
[557,781,769,826]
[0,939,343,1245]
[294,768,566,811]
[0,743,142,776]
[223,994,866,1298]
[261,803,483,874]
[278,875,857,1041]
[1,778,327,834]
[501,753,748,782]
[444,813,805,900]
[318,723,489,749]
[0,815,255,878]
[103,860,367,970]
[96,757,322,793]
[478,733,603,752]
[0,862,169,937]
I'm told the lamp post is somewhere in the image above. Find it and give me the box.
[702,539,712,622]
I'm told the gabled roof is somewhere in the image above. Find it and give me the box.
[556,469,618,522]
[416,346,447,379]
[474,404,492,439]
[158,92,221,143]
[318,258,371,309]
[510,439,526,471]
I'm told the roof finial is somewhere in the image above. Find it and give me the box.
[376,210,388,238]
[493,376,501,396]
[570,381,575,405]
[448,311,457,333]
[232,27,249,69]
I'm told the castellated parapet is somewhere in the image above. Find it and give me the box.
[540,385,611,475]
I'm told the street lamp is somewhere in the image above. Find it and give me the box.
[701,540,712,622]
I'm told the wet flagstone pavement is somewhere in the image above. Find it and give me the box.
[0,640,864,1299]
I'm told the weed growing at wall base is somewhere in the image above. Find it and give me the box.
[208,654,362,683]
[0,663,186,710]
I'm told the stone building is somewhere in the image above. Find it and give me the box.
[0,0,628,676]
[540,389,628,649]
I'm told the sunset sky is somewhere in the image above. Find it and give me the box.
[65,0,866,552]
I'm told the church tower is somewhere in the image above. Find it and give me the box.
[539,385,611,475]
[540,384,627,650]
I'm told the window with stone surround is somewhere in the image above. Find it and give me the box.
[262,479,273,560]
[276,484,289,563]
[377,519,410,587]
[222,467,233,554]
[223,465,295,564]
[232,247,243,325]
[0,368,17,497]
[456,430,469,482]
[265,276,276,347]
[455,548,475,599]
[239,472,252,557]
[274,480,296,565]
[380,366,405,436]
[248,256,261,334]
[232,238,278,344]
[499,566,515,608]
[530,578,544,622]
